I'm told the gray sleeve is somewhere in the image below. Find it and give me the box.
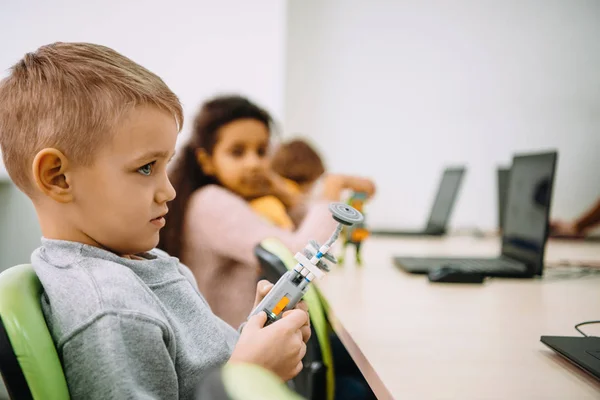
[60,313,178,399]
[177,262,199,291]
[151,247,199,291]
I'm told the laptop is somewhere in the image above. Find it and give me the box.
[541,336,600,381]
[497,166,511,231]
[371,167,466,236]
[394,151,557,278]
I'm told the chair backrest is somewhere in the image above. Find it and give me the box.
[255,238,335,400]
[0,264,70,400]
[197,363,305,400]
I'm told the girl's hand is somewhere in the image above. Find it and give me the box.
[266,171,303,209]
[322,174,376,201]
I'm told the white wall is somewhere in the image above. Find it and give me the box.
[0,0,287,152]
[285,0,600,231]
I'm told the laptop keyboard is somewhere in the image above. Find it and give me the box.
[396,257,527,273]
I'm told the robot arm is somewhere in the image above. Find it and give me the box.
[249,203,364,325]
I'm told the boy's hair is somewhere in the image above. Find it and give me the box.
[0,42,184,195]
[271,139,325,184]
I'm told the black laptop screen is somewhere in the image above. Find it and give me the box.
[497,167,511,231]
[501,152,557,272]
[426,168,465,230]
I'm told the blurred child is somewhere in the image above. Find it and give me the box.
[550,197,600,238]
[271,138,326,196]
[249,138,325,230]
[0,43,311,399]
[159,95,375,328]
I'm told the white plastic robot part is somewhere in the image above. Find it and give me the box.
[321,244,330,253]
[307,242,330,255]
[307,242,319,257]
[294,252,325,280]
[306,272,315,282]
[306,241,333,265]
[300,267,309,277]
[310,244,330,264]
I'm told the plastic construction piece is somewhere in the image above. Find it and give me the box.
[339,192,369,266]
[249,203,363,326]
[329,202,364,225]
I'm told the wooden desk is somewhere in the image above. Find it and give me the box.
[317,237,600,399]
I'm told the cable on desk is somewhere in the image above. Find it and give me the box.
[574,321,600,337]
[546,260,600,269]
[541,264,600,281]
[450,226,488,238]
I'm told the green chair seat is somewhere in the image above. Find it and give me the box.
[0,264,70,399]
[197,362,305,399]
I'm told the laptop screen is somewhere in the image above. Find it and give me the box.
[426,168,465,230]
[501,152,557,273]
[497,167,511,231]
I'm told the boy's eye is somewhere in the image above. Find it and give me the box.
[257,147,267,158]
[137,162,155,176]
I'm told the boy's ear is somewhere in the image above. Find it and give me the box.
[32,148,74,203]
[195,148,215,176]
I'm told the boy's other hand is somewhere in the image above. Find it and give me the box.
[253,280,274,309]
[230,309,308,381]
[253,280,311,343]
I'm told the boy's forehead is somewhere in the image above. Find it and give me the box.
[108,106,178,158]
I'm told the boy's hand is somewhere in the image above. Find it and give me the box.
[230,310,308,381]
[253,280,311,343]
[285,301,311,343]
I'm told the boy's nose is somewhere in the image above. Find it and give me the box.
[156,174,176,204]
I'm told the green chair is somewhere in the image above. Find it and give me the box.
[255,238,335,400]
[197,362,305,399]
[0,264,70,400]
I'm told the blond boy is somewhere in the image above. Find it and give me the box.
[0,43,309,399]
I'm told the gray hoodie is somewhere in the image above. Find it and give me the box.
[32,238,239,399]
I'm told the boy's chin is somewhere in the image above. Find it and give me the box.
[144,234,161,252]
[116,236,160,256]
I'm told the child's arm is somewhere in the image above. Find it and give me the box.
[574,198,600,233]
[266,171,304,209]
[187,185,337,264]
[61,313,178,399]
[551,198,600,237]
